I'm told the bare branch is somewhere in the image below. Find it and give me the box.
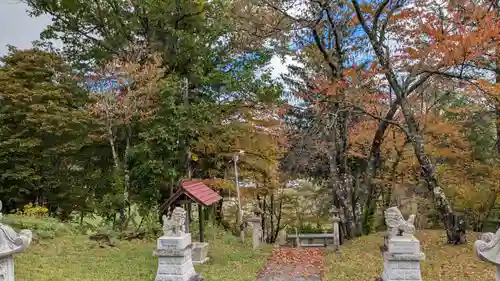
[373,0,390,32]
[350,105,410,137]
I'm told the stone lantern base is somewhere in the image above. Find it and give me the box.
[191,242,209,265]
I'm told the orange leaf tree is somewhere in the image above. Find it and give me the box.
[350,0,500,243]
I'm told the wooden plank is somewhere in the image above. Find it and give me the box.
[300,243,327,247]
[287,233,335,239]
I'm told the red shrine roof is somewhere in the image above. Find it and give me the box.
[181,180,221,206]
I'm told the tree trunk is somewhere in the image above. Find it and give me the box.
[352,0,464,243]
[361,102,399,233]
[158,181,174,223]
[400,105,465,244]
[262,194,267,242]
[107,127,127,225]
[496,104,500,154]
[269,192,275,243]
[333,176,357,239]
[272,193,284,243]
[123,129,131,225]
[215,198,223,225]
[353,194,363,235]
[382,141,408,210]
[495,32,499,154]
[324,103,358,239]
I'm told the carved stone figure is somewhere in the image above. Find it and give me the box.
[0,201,32,258]
[382,207,424,281]
[162,207,186,237]
[155,205,205,281]
[384,207,416,236]
[0,200,32,281]
[474,228,500,280]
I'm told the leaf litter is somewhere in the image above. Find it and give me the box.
[257,248,324,281]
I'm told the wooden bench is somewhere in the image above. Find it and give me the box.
[286,233,335,247]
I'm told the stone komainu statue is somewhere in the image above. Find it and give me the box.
[385,206,416,236]
[162,207,186,237]
[474,227,500,265]
[0,200,33,257]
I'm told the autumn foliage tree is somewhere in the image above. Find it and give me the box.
[192,102,288,241]
[244,0,500,243]
[87,49,165,227]
[349,0,500,243]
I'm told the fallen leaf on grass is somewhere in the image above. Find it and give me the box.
[257,248,325,279]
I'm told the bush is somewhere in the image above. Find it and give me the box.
[287,223,331,234]
[16,203,49,217]
[484,203,500,232]
[2,214,76,240]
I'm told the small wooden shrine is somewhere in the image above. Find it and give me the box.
[164,179,222,242]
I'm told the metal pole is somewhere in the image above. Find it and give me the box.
[234,154,244,242]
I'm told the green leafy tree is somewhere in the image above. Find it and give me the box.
[25,0,284,222]
[0,47,96,217]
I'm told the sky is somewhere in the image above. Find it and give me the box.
[0,1,292,79]
[0,1,52,56]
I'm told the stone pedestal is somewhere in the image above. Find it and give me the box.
[154,234,198,281]
[248,216,262,249]
[191,242,209,265]
[274,228,287,247]
[382,235,425,281]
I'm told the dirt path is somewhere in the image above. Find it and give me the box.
[256,248,324,281]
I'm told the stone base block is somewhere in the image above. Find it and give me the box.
[383,252,425,261]
[157,253,192,266]
[155,245,192,258]
[192,257,209,265]
[155,267,196,281]
[191,242,209,265]
[157,258,194,274]
[382,267,422,281]
[387,236,420,254]
[188,273,206,281]
[158,234,192,250]
[382,252,424,281]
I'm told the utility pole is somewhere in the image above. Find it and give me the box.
[233,151,244,242]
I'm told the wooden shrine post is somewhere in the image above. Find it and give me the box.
[198,205,204,242]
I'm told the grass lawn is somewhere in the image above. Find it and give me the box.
[15,228,271,281]
[15,226,496,281]
[323,230,495,281]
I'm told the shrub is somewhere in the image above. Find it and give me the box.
[16,203,49,217]
[2,214,76,240]
[484,203,500,232]
[287,223,331,234]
